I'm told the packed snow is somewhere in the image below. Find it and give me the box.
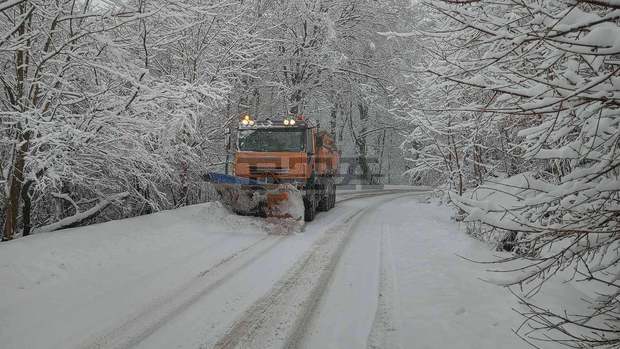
[0,191,585,349]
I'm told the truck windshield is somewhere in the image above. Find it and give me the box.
[238,129,305,152]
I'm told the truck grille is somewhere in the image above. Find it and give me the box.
[249,166,289,175]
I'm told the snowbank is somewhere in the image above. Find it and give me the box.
[0,202,272,349]
[1,202,267,293]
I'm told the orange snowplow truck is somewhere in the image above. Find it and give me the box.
[232,114,339,221]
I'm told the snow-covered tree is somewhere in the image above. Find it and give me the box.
[227,0,411,185]
[0,0,414,241]
[397,0,620,346]
[0,0,246,239]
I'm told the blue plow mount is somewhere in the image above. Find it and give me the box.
[204,172,266,186]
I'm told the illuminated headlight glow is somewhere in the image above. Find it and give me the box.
[283,119,290,125]
[241,115,253,126]
[289,119,296,125]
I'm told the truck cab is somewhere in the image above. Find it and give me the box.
[232,115,339,221]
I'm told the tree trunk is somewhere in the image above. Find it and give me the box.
[329,95,341,138]
[330,102,337,137]
[2,1,33,241]
[356,102,373,185]
[3,135,29,241]
[289,89,302,115]
[21,179,34,236]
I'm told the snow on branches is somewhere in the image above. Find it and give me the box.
[0,0,249,239]
[398,0,620,347]
[0,0,411,240]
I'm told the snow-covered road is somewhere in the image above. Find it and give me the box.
[0,190,537,349]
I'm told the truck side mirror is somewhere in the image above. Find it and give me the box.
[316,136,323,148]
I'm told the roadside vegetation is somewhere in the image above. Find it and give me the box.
[398,1,620,347]
[2,1,619,347]
[0,0,410,239]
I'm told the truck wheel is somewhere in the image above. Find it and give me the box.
[304,196,316,222]
[329,182,336,209]
[318,200,329,212]
[318,184,330,212]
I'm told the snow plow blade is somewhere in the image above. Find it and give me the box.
[205,173,304,221]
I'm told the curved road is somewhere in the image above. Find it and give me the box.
[74,189,427,349]
[2,188,529,349]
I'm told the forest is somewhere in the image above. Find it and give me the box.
[1,0,619,347]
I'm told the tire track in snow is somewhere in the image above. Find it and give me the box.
[211,208,365,349]
[212,193,422,349]
[81,235,285,349]
[367,225,403,349]
[336,188,426,204]
[83,190,425,349]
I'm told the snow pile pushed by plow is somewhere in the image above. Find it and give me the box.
[205,173,304,234]
[263,185,304,234]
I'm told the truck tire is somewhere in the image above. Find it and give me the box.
[318,187,330,212]
[304,196,316,222]
[318,178,333,212]
[318,200,329,212]
[325,178,336,211]
[329,182,336,209]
